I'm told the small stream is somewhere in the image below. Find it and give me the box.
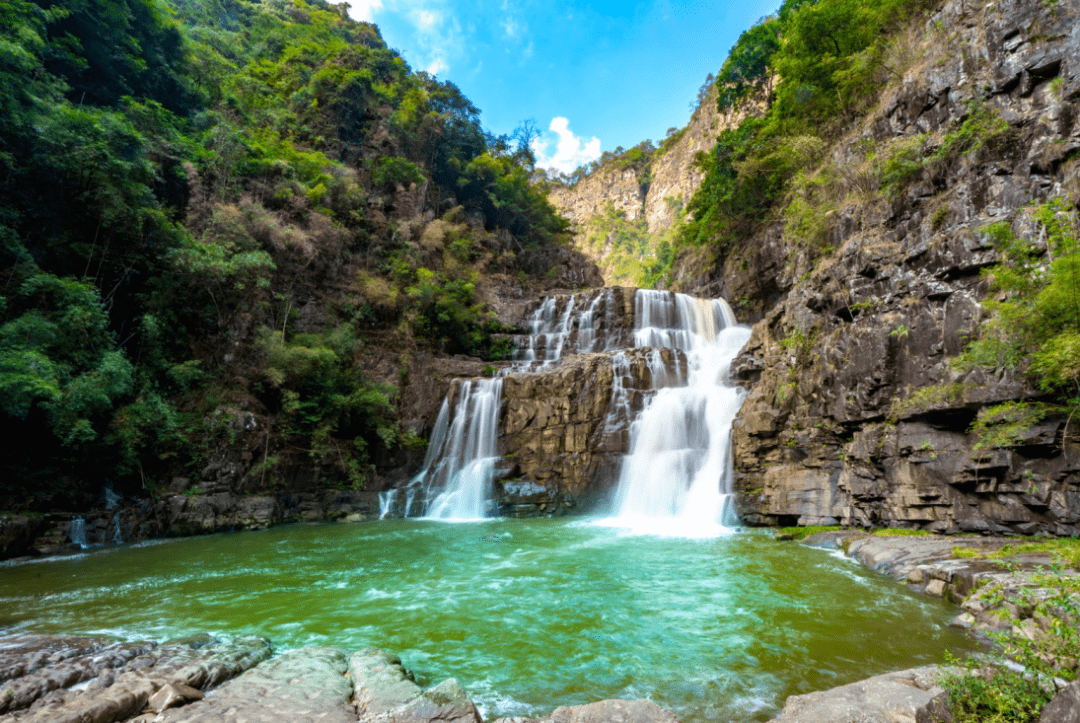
[0,519,980,722]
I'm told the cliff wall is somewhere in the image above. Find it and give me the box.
[547,84,737,283]
[678,0,1080,535]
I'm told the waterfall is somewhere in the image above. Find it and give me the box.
[69,517,87,548]
[413,379,503,520]
[604,290,752,536]
[394,287,749,528]
[378,489,398,519]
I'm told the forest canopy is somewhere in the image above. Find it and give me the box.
[0,0,565,501]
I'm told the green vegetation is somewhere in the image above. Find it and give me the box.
[888,383,973,423]
[953,538,1080,569]
[954,199,1080,448]
[678,0,939,254]
[938,566,1079,722]
[0,0,566,501]
[775,525,841,540]
[872,528,932,537]
[580,201,679,287]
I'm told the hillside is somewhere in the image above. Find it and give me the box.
[0,0,601,529]
[661,0,1080,536]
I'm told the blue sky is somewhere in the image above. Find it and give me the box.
[348,0,782,174]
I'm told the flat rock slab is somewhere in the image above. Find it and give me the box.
[767,667,942,723]
[158,646,354,723]
[540,699,681,723]
[492,699,681,723]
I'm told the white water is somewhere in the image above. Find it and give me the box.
[598,290,752,538]
[69,517,87,548]
[414,380,503,520]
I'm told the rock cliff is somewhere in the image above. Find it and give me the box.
[672,0,1080,534]
[547,83,737,282]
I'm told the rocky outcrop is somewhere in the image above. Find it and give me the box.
[2,634,272,723]
[157,647,355,723]
[766,667,943,723]
[0,634,682,723]
[713,0,1080,534]
[498,346,684,512]
[547,83,741,283]
[802,529,1080,653]
[549,83,732,238]
[349,648,481,723]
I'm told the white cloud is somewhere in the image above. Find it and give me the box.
[426,58,448,76]
[532,117,602,175]
[347,0,382,22]
[414,9,438,30]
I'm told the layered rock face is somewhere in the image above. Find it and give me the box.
[549,84,729,238]
[689,0,1080,533]
[498,346,684,514]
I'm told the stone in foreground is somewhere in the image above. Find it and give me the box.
[767,667,942,723]
[158,646,354,723]
[1041,678,1080,723]
[492,699,681,723]
[350,647,482,723]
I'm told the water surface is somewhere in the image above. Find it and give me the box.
[0,519,979,721]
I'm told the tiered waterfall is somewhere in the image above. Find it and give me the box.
[400,288,751,528]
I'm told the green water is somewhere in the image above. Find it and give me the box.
[0,519,979,721]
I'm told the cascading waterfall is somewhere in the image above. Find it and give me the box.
[413,290,620,520]
[402,287,749,529]
[413,379,503,520]
[602,290,752,536]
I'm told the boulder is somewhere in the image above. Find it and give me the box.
[767,667,943,723]
[1041,679,1080,723]
[350,648,482,723]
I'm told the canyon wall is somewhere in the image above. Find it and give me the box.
[680,0,1080,535]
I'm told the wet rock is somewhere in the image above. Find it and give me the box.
[767,667,942,723]
[5,635,271,723]
[538,699,681,723]
[158,646,353,723]
[0,515,45,559]
[0,635,155,715]
[500,344,685,509]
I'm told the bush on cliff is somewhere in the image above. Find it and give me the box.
[679,0,939,251]
[956,198,1080,446]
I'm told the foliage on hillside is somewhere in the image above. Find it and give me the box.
[678,0,939,254]
[955,200,1080,444]
[581,202,679,288]
[0,0,566,500]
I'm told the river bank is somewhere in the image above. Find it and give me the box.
[765,530,1080,722]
